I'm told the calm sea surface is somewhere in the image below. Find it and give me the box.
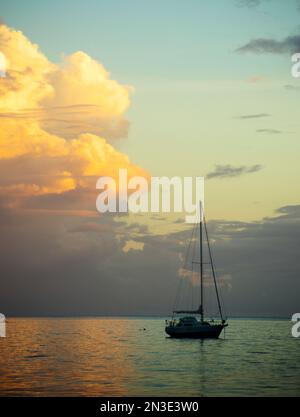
[0,318,299,397]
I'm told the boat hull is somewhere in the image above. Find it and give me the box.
[165,324,226,339]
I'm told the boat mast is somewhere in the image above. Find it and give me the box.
[200,201,204,322]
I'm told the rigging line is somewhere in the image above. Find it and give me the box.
[203,215,224,321]
[219,282,227,320]
[186,221,197,311]
[190,219,198,311]
[197,221,202,315]
[200,203,204,322]
[172,221,196,316]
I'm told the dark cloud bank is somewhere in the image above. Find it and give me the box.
[0,202,299,318]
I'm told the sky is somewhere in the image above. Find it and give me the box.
[0,0,299,316]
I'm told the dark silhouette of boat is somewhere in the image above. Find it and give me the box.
[165,203,228,339]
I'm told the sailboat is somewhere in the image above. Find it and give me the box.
[165,203,228,339]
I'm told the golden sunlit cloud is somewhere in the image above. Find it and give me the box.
[0,51,7,77]
[0,24,147,211]
[122,240,145,253]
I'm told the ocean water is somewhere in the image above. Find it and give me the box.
[0,317,299,397]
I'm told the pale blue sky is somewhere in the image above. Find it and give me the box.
[1,0,299,81]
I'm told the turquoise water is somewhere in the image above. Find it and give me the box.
[0,318,299,396]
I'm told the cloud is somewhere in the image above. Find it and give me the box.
[236,35,300,54]
[0,50,7,77]
[0,24,147,212]
[256,128,282,134]
[0,204,299,316]
[150,215,167,221]
[0,24,54,110]
[284,84,300,91]
[203,205,300,315]
[173,217,185,224]
[235,0,262,8]
[0,104,130,140]
[0,24,131,139]
[246,75,266,83]
[70,221,116,234]
[275,204,300,219]
[236,113,270,119]
[206,164,262,179]
[42,51,132,139]
[122,240,145,253]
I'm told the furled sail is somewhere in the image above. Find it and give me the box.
[173,304,203,315]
